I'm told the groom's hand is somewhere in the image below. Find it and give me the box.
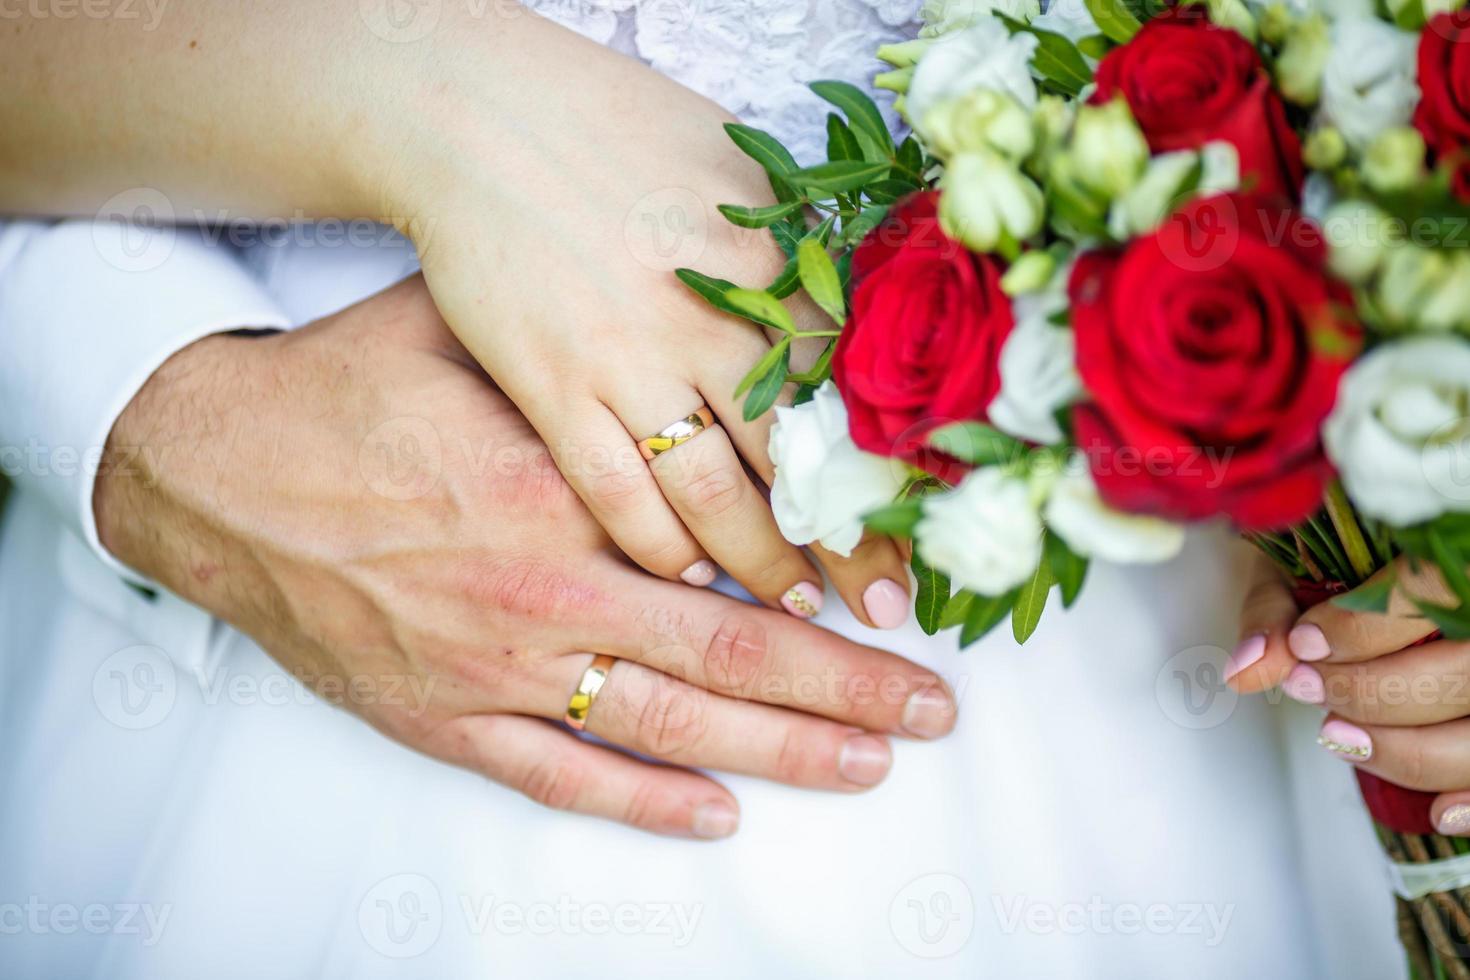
[93,276,956,839]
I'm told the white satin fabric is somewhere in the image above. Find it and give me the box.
[0,3,1405,977]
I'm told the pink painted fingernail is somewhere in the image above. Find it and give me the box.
[1438,805,1470,836]
[863,579,909,630]
[1289,623,1331,662]
[781,581,823,619]
[1224,633,1266,682]
[1282,663,1325,705]
[691,802,739,839]
[902,686,957,739]
[838,734,893,786]
[680,561,718,587]
[1317,719,1372,761]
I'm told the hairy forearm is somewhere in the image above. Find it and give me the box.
[0,0,582,224]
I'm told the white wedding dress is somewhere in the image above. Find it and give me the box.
[0,3,1404,978]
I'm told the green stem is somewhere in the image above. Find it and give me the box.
[1325,478,1377,584]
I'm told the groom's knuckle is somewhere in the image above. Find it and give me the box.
[521,756,586,812]
[703,614,769,693]
[458,557,586,620]
[635,681,707,756]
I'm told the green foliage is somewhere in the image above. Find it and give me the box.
[912,550,951,636]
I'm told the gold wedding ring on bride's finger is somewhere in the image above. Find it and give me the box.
[637,407,715,461]
[565,654,617,731]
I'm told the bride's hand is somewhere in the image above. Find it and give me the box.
[1229,551,1470,834]
[395,14,912,627]
[94,277,957,838]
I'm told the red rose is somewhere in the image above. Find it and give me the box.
[1069,193,1361,530]
[835,192,1013,482]
[1091,13,1303,202]
[1415,9,1470,202]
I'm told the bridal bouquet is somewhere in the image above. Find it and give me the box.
[678,0,1470,972]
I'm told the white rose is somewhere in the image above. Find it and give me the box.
[1044,461,1186,564]
[1249,0,1375,19]
[1324,337,1470,526]
[769,382,909,556]
[1322,199,1398,284]
[1319,17,1420,153]
[908,18,1040,136]
[988,288,1083,445]
[1030,0,1099,43]
[921,0,1041,38]
[916,467,1044,595]
[938,149,1045,252]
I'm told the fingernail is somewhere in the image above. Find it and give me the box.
[1282,663,1325,705]
[862,579,909,630]
[1317,719,1372,761]
[1223,633,1266,682]
[902,686,957,739]
[691,802,739,839]
[781,582,823,619]
[838,734,893,786]
[1289,623,1331,662]
[680,560,718,587]
[1438,805,1470,836]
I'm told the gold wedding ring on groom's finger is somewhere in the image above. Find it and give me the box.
[565,654,617,731]
[636,407,714,461]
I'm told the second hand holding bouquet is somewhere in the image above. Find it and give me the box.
[679,0,1470,973]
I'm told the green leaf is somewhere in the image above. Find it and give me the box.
[675,269,743,316]
[939,590,975,630]
[1076,34,1111,59]
[927,422,1025,466]
[863,179,923,205]
[912,551,951,636]
[1084,0,1142,44]
[810,80,895,158]
[734,337,792,399]
[1332,574,1396,614]
[743,342,790,422]
[1429,528,1470,608]
[864,500,923,537]
[796,239,847,324]
[1011,556,1055,644]
[896,136,924,180]
[717,200,804,229]
[961,590,1017,648]
[724,123,800,181]
[997,13,1093,98]
[772,221,804,258]
[840,205,890,246]
[1413,599,1470,641]
[770,216,836,299]
[1045,532,1089,609]
[725,287,797,334]
[826,114,863,163]
[788,160,892,194]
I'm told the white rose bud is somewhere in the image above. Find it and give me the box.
[1070,99,1149,200]
[1421,251,1470,333]
[1275,13,1330,106]
[1108,142,1241,240]
[1378,245,1448,326]
[769,382,909,557]
[1362,126,1428,193]
[915,468,1044,596]
[1319,17,1421,153]
[988,291,1083,445]
[1044,460,1185,564]
[908,17,1040,130]
[1209,0,1258,41]
[1302,126,1347,170]
[939,150,1046,252]
[1322,200,1399,284]
[1324,337,1470,526]
[920,0,1041,38]
[877,39,932,69]
[921,88,1035,162]
[999,249,1057,296]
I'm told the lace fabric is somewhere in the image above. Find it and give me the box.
[523,0,923,162]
